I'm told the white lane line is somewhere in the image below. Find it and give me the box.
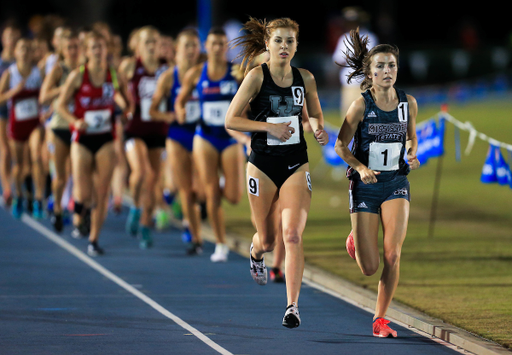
[20,214,233,355]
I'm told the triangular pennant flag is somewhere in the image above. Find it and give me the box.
[480,144,498,184]
[495,147,511,186]
[417,119,437,166]
[434,117,445,157]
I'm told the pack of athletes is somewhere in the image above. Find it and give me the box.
[7,63,42,141]
[197,62,238,140]
[125,59,168,137]
[247,63,308,189]
[347,87,411,214]
[167,66,200,151]
[72,65,118,141]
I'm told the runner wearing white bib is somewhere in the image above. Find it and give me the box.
[119,26,168,248]
[56,30,129,256]
[334,28,420,338]
[175,27,247,262]
[226,17,328,328]
[0,37,45,219]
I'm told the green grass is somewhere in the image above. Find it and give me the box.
[223,99,512,348]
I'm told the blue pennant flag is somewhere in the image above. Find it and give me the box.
[480,145,498,184]
[495,147,512,186]
[432,117,445,158]
[416,119,439,166]
[322,125,352,167]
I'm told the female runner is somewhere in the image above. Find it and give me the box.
[39,29,80,232]
[150,28,203,254]
[0,37,46,219]
[226,17,328,327]
[0,24,21,206]
[56,30,128,256]
[119,26,169,248]
[334,28,420,337]
[175,27,247,262]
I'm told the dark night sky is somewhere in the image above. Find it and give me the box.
[1,0,510,52]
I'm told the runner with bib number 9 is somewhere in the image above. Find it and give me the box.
[226,17,328,328]
[334,28,420,338]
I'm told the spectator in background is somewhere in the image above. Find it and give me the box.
[332,7,378,123]
[159,34,175,66]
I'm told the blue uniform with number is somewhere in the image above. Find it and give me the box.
[195,62,238,152]
[348,87,411,214]
[167,66,201,152]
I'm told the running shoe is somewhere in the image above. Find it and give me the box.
[282,302,301,328]
[270,267,285,283]
[139,226,153,249]
[373,317,398,338]
[11,198,24,219]
[87,241,104,257]
[51,213,64,232]
[126,207,140,236]
[155,209,169,231]
[187,242,203,255]
[181,227,192,243]
[210,243,229,262]
[32,200,44,220]
[249,243,267,285]
[346,230,356,260]
[71,223,88,239]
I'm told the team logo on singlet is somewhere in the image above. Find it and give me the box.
[368,122,407,142]
[269,95,302,117]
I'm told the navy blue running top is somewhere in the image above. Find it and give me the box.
[346,87,410,182]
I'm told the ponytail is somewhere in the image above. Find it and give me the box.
[231,17,299,76]
[230,17,267,75]
[337,27,399,90]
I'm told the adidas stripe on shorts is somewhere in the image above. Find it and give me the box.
[349,175,410,214]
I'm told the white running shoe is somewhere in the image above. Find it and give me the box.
[249,243,267,285]
[210,243,229,262]
[282,302,301,328]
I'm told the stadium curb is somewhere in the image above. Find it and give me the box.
[196,223,511,355]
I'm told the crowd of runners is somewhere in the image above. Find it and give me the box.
[0,14,420,336]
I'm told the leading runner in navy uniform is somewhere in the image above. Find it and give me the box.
[334,28,420,338]
[226,17,328,328]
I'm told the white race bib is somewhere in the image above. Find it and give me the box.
[140,98,166,122]
[202,101,230,126]
[185,101,200,123]
[368,142,402,171]
[14,98,38,121]
[266,116,300,146]
[84,109,112,134]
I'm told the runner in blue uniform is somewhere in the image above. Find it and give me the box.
[150,28,204,255]
[334,28,420,338]
[175,27,247,262]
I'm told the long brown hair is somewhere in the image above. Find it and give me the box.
[338,27,399,90]
[230,17,299,75]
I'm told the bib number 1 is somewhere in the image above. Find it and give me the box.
[368,142,402,171]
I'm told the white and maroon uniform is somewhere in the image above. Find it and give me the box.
[124,58,168,146]
[7,64,42,141]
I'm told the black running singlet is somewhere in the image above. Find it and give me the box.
[346,87,411,182]
[249,63,307,156]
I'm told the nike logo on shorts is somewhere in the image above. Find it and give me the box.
[288,163,300,170]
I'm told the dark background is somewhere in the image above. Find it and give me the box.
[2,0,511,89]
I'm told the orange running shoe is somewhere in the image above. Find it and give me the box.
[346,230,356,260]
[373,318,397,338]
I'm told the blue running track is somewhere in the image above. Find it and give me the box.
[0,205,464,355]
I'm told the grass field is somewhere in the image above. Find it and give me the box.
[222,98,512,348]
